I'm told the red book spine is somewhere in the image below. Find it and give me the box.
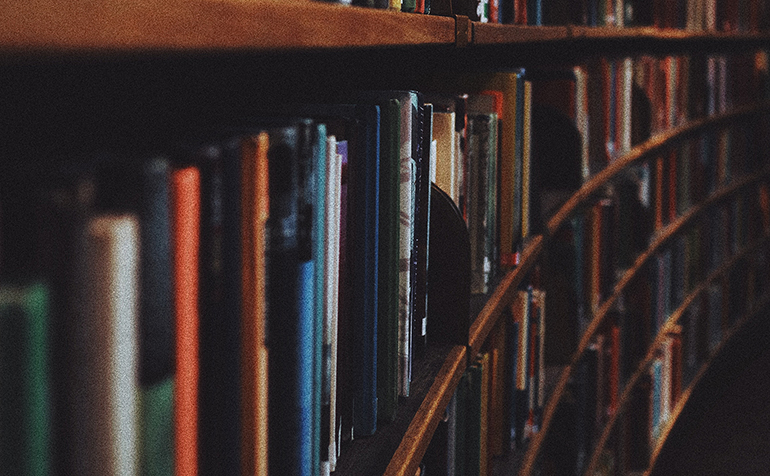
[172,166,201,476]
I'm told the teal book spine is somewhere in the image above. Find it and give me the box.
[0,283,50,476]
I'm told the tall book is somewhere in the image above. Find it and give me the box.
[310,123,328,476]
[486,315,508,457]
[71,214,140,476]
[412,99,432,360]
[197,139,241,476]
[512,288,530,449]
[334,140,350,465]
[349,104,381,437]
[138,157,175,476]
[346,91,401,423]
[239,133,269,476]
[265,122,317,476]
[171,166,201,476]
[466,109,498,294]
[322,135,342,475]
[0,283,50,476]
[94,156,177,476]
[432,110,459,205]
[393,91,418,398]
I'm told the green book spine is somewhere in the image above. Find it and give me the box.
[141,379,174,476]
[374,97,402,423]
[0,283,50,476]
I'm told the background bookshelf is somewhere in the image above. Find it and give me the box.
[1,2,770,476]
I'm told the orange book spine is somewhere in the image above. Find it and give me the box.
[172,166,201,476]
[240,132,270,476]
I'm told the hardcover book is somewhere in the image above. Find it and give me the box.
[72,214,140,476]
[0,283,50,476]
[171,165,201,476]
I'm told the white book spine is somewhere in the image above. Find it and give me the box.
[75,214,140,476]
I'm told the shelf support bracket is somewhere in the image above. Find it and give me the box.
[454,15,471,47]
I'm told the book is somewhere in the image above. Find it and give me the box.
[322,134,342,476]
[348,104,382,437]
[311,124,328,476]
[197,136,242,476]
[71,214,140,476]
[138,157,175,476]
[171,165,201,476]
[466,109,498,294]
[432,110,459,206]
[0,283,50,476]
[393,91,418,398]
[356,95,400,423]
[335,140,351,464]
[411,99,432,361]
[239,133,268,476]
[512,288,530,448]
[265,122,318,475]
[92,155,177,476]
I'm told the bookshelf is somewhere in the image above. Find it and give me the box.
[1,2,770,476]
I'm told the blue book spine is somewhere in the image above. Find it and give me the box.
[527,0,542,25]
[298,261,316,476]
[353,105,380,437]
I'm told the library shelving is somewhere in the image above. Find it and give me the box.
[2,2,770,476]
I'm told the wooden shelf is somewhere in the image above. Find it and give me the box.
[584,234,770,476]
[0,0,455,53]
[383,345,468,476]
[333,343,461,476]
[645,290,770,476]
[518,105,770,475]
[2,2,769,55]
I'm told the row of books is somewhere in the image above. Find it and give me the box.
[534,164,770,473]
[324,0,770,32]
[0,90,445,476]
[419,283,548,476]
[581,239,770,476]
[2,48,768,476]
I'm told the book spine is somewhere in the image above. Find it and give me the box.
[312,124,327,476]
[239,133,268,476]
[171,165,200,476]
[412,100,431,359]
[198,141,241,475]
[352,105,380,437]
[323,135,342,475]
[73,214,140,476]
[0,283,51,476]
[139,157,175,476]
